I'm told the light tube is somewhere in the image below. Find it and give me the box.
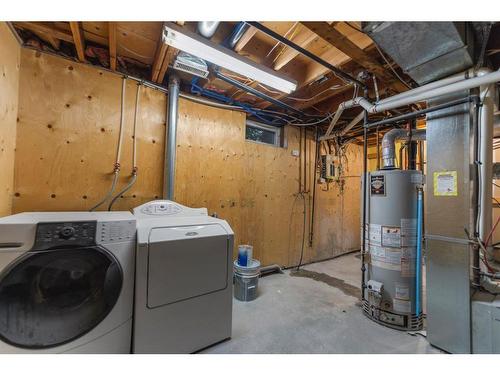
[162,22,297,94]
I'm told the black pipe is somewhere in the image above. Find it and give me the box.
[361,87,368,300]
[408,119,418,170]
[365,96,478,129]
[309,128,319,246]
[246,22,365,88]
[214,69,305,116]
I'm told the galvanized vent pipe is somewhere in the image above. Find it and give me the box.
[164,75,180,200]
[381,128,426,169]
[197,21,220,38]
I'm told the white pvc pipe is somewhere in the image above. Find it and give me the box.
[376,72,468,106]
[325,68,500,137]
[478,69,494,245]
[373,69,500,113]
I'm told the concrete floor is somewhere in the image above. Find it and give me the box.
[203,252,442,354]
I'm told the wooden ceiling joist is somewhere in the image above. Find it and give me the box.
[300,22,408,92]
[156,47,177,84]
[14,22,73,43]
[108,22,117,70]
[234,26,257,52]
[69,21,86,62]
[273,26,317,70]
[151,23,168,82]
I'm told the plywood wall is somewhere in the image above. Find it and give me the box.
[14,48,362,267]
[0,23,21,216]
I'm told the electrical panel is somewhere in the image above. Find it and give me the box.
[320,154,339,181]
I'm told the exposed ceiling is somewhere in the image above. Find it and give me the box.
[10,21,499,138]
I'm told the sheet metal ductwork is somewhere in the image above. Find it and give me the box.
[362,22,475,85]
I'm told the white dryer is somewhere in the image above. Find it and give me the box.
[132,200,233,353]
[0,211,135,353]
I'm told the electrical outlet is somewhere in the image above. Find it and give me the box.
[291,149,300,157]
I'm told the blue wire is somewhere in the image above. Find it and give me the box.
[190,77,288,126]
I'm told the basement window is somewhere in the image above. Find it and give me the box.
[245,120,281,147]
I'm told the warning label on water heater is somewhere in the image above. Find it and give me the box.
[369,224,382,245]
[369,245,402,271]
[382,226,401,248]
[370,175,385,196]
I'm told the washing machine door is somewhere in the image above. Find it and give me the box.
[0,246,123,349]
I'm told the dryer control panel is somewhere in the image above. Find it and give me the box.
[34,221,97,250]
[133,200,208,217]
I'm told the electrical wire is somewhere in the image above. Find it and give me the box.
[266,22,299,58]
[343,21,412,90]
[90,77,126,211]
[484,215,500,248]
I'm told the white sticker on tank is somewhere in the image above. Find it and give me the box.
[369,245,401,271]
[410,173,423,184]
[401,257,416,277]
[369,224,382,245]
[395,282,410,300]
[393,298,412,313]
[401,218,417,247]
[382,226,401,247]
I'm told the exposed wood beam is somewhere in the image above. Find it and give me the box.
[300,22,407,92]
[14,22,73,43]
[273,27,317,70]
[69,22,86,62]
[258,46,380,110]
[108,22,117,70]
[151,23,168,81]
[156,46,177,84]
[234,26,257,52]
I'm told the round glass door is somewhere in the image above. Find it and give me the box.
[0,246,122,349]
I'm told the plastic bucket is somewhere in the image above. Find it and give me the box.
[233,259,260,302]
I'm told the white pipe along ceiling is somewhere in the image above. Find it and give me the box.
[325,68,500,137]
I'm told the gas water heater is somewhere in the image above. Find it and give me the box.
[362,129,425,330]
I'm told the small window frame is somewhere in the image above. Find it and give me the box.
[245,120,282,147]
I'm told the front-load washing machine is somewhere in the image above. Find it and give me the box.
[0,211,136,353]
[132,200,233,353]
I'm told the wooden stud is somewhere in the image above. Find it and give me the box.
[69,22,86,62]
[108,22,117,70]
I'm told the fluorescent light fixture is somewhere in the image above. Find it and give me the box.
[162,22,297,94]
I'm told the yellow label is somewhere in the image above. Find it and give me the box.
[433,171,458,196]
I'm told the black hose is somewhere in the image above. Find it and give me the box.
[296,192,307,270]
[108,173,137,211]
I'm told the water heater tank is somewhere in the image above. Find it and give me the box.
[363,169,423,330]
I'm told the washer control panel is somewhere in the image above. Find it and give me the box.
[98,220,136,244]
[34,221,97,250]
